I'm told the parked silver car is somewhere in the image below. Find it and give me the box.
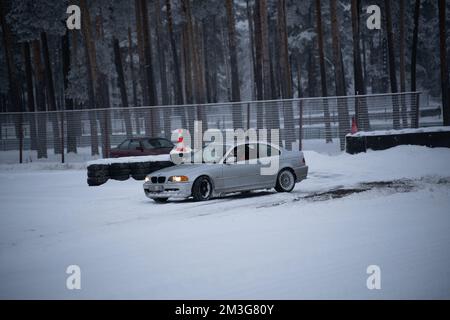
[143,142,308,202]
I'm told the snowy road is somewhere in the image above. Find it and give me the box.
[1,145,450,299]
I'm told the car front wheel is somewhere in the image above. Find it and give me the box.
[275,169,296,192]
[192,176,213,201]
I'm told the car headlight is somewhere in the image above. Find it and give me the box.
[144,176,150,182]
[168,175,189,182]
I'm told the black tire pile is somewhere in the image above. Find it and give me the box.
[87,161,174,186]
[346,130,450,154]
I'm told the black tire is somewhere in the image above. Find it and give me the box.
[130,162,156,180]
[87,176,109,186]
[110,173,130,181]
[275,169,296,193]
[192,176,213,201]
[153,198,168,203]
[109,163,131,175]
[87,164,109,178]
[109,163,130,181]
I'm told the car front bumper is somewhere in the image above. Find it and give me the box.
[143,181,193,199]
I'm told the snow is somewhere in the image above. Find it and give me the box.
[0,145,449,299]
[348,126,450,137]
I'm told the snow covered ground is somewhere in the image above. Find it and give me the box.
[0,145,449,299]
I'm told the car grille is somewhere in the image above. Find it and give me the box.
[150,176,166,183]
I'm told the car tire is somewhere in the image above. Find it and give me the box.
[109,163,130,181]
[87,176,109,186]
[192,176,213,201]
[130,162,153,180]
[275,169,296,192]
[153,198,168,203]
[87,164,109,179]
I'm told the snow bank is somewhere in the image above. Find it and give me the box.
[348,126,450,137]
[303,145,450,191]
[1,145,450,299]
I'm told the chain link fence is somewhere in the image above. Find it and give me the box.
[0,92,423,164]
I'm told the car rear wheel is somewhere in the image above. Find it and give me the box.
[275,169,295,192]
[192,176,213,201]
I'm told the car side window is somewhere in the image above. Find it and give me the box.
[129,140,141,150]
[118,140,130,150]
[156,138,173,148]
[258,144,280,158]
[230,144,257,161]
[142,139,156,149]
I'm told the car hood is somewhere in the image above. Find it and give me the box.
[149,163,212,177]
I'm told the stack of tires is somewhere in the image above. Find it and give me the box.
[87,164,109,186]
[109,163,131,181]
[87,160,175,186]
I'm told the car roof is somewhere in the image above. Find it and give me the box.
[127,137,169,140]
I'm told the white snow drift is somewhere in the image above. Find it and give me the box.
[0,145,449,299]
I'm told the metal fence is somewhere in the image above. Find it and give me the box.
[0,92,423,163]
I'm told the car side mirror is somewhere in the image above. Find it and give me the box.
[224,156,236,165]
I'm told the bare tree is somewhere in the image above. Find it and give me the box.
[225,0,242,129]
[315,0,332,142]
[113,37,132,138]
[351,0,370,130]
[410,0,421,128]
[384,0,400,129]
[330,0,350,150]
[438,0,449,125]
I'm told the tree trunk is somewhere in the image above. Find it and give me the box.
[315,0,332,142]
[384,0,400,129]
[1,0,24,162]
[62,32,77,154]
[259,0,271,101]
[134,0,148,107]
[128,27,140,134]
[165,0,184,106]
[139,0,158,136]
[410,0,421,128]
[411,0,421,94]
[276,0,294,148]
[79,0,99,156]
[253,0,264,130]
[40,32,62,154]
[225,0,242,129]
[23,41,38,151]
[154,0,171,137]
[438,0,449,126]
[399,0,407,127]
[246,0,256,100]
[330,0,350,150]
[113,37,133,138]
[351,0,370,131]
[31,40,48,159]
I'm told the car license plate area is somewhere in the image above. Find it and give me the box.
[148,185,164,192]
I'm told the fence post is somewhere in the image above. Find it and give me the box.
[298,100,303,150]
[413,92,420,128]
[246,103,250,130]
[18,113,23,163]
[61,110,65,164]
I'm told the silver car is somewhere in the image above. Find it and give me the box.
[143,142,308,203]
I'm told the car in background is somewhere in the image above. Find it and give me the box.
[110,137,174,158]
[143,141,308,202]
